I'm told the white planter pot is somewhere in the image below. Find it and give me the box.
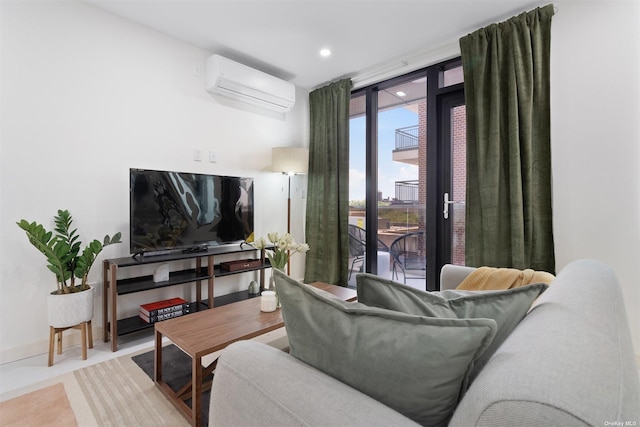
[47,286,95,328]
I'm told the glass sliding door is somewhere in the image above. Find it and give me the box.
[348,58,464,290]
[348,92,368,283]
[377,78,427,289]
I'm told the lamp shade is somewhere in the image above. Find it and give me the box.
[272,147,309,174]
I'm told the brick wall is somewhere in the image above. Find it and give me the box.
[452,105,466,265]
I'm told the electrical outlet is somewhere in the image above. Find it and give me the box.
[194,149,202,162]
[209,151,217,163]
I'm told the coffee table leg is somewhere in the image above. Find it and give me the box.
[192,355,203,427]
[154,329,163,383]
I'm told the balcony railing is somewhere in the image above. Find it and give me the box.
[395,125,419,150]
[395,180,418,203]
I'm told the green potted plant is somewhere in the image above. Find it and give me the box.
[17,209,121,328]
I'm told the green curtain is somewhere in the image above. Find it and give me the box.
[304,78,352,286]
[460,5,555,273]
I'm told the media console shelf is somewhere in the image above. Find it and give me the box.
[103,244,270,352]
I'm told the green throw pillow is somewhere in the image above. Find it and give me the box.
[274,269,496,427]
[356,273,548,382]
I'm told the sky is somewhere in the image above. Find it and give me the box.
[349,107,419,202]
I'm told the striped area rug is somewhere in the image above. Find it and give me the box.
[0,349,189,427]
[0,327,289,427]
[73,351,190,427]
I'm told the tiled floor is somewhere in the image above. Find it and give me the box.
[0,330,158,399]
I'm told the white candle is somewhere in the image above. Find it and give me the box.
[260,291,277,312]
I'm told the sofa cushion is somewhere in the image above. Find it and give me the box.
[356,273,548,382]
[274,269,497,427]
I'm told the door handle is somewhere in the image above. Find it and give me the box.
[443,192,464,220]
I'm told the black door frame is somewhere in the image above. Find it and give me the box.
[352,58,464,290]
[435,90,466,286]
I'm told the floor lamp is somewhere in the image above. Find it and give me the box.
[272,147,309,275]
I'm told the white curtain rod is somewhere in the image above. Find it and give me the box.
[349,2,558,91]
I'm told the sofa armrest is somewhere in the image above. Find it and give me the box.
[210,340,419,427]
[449,259,640,426]
[440,264,476,290]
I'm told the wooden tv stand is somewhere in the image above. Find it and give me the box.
[102,244,271,352]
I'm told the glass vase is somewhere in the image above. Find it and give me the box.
[270,267,284,308]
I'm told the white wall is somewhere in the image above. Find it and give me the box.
[0,1,309,363]
[551,0,640,356]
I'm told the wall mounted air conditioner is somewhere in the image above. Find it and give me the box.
[205,54,295,113]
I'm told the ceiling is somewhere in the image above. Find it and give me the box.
[84,0,544,90]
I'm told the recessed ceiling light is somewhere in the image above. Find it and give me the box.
[396,91,406,97]
[319,48,331,58]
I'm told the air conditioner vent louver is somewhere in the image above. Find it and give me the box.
[205,54,295,113]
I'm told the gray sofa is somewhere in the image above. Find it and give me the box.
[209,259,640,426]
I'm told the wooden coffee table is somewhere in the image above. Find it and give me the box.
[154,282,357,426]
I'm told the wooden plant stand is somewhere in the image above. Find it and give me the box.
[48,320,93,367]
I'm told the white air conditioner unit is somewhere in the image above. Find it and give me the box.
[205,54,295,113]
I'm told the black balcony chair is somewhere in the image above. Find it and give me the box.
[390,231,426,284]
[348,224,389,280]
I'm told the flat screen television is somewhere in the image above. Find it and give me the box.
[129,168,254,255]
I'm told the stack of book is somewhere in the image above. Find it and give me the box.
[139,297,190,324]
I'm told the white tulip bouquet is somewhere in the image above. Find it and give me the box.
[253,232,310,270]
